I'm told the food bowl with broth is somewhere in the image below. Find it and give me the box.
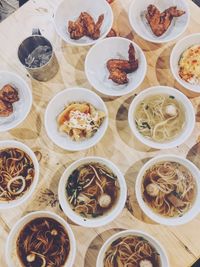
[128,86,195,149]
[58,157,127,227]
[5,211,76,267]
[135,155,200,225]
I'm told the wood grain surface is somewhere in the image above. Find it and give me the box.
[0,0,200,267]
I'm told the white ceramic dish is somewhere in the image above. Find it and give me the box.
[0,71,32,132]
[128,86,195,149]
[45,87,108,151]
[5,210,76,267]
[58,157,127,227]
[96,229,169,267]
[0,140,39,209]
[85,37,147,96]
[129,0,190,44]
[54,0,113,46]
[170,33,200,93]
[136,155,200,226]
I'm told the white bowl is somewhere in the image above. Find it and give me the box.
[45,87,108,151]
[96,229,169,267]
[85,37,147,96]
[136,155,200,226]
[170,33,200,93]
[5,210,76,267]
[0,71,32,132]
[129,0,190,44]
[0,140,39,209]
[54,0,113,46]
[128,86,195,149]
[58,157,127,227]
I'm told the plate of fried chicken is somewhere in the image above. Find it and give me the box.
[85,37,147,96]
[0,71,32,132]
[129,0,190,43]
[54,0,113,46]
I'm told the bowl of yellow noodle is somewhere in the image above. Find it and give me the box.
[96,229,169,267]
[128,86,195,149]
[0,140,39,209]
[58,156,127,227]
[136,155,200,225]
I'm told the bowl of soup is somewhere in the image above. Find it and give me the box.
[96,229,169,267]
[58,157,127,227]
[6,211,76,267]
[128,86,195,149]
[135,155,200,225]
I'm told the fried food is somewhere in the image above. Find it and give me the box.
[0,100,13,117]
[0,84,19,117]
[68,12,104,40]
[145,5,185,37]
[106,28,117,38]
[107,44,139,85]
[0,84,19,103]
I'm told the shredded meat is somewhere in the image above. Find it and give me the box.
[106,43,139,85]
[146,5,185,37]
[68,12,104,40]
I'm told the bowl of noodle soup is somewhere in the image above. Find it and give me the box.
[0,140,39,209]
[96,229,169,267]
[6,211,76,267]
[136,155,200,225]
[58,157,127,227]
[128,86,195,149]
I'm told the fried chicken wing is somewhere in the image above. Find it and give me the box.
[0,99,13,117]
[109,69,128,84]
[68,18,85,40]
[106,44,139,85]
[0,84,19,103]
[68,12,104,40]
[92,14,104,40]
[146,4,185,37]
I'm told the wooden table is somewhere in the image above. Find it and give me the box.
[0,0,200,266]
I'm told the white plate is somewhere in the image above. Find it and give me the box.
[136,155,200,225]
[6,211,76,267]
[58,157,127,227]
[170,33,200,93]
[45,87,108,151]
[129,0,190,43]
[96,229,169,267]
[85,37,147,96]
[128,86,195,149]
[0,71,32,132]
[54,0,113,46]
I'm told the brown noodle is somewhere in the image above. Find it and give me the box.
[142,161,196,217]
[104,235,160,267]
[0,148,34,201]
[17,217,70,267]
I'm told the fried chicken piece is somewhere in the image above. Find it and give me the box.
[106,28,117,38]
[109,69,128,84]
[0,99,13,117]
[0,84,19,103]
[68,12,104,40]
[92,14,104,40]
[68,17,85,40]
[146,4,185,37]
[107,44,139,85]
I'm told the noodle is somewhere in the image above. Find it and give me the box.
[134,95,185,142]
[66,163,119,218]
[0,148,34,201]
[142,161,196,218]
[104,235,161,267]
[17,217,70,267]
